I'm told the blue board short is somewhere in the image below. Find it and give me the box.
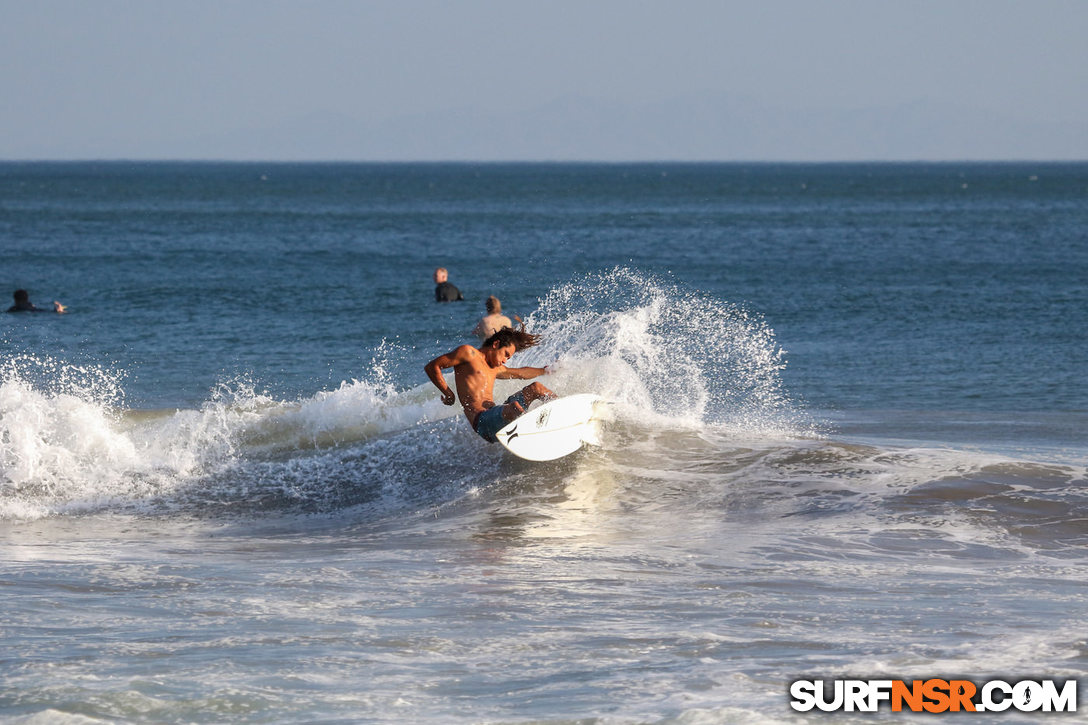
[474,391,528,443]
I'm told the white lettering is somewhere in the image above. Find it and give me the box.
[1041,680,1077,712]
[789,680,816,712]
[816,680,844,712]
[845,680,869,712]
[868,680,893,710]
[1014,680,1044,712]
[981,680,1013,712]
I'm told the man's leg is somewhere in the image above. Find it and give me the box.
[520,381,555,406]
[501,382,556,422]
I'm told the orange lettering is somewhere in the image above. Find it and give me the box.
[949,680,977,712]
[892,680,924,712]
[922,679,951,713]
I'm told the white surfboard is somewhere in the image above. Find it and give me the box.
[494,393,604,461]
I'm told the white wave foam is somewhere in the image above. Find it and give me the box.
[1,356,143,518]
[2,271,812,518]
[521,268,809,436]
[0,355,452,519]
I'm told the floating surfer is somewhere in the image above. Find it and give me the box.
[471,295,522,342]
[433,267,464,302]
[7,289,65,313]
[425,327,556,443]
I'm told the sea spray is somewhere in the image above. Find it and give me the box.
[2,272,811,518]
[1,356,134,502]
[238,339,448,451]
[521,268,807,434]
[0,359,258,517]
[0,351,463,518]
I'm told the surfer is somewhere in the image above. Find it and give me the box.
[471,296,522,342]
[7,289,65,313]
[425,327,556,443]
[433,267,464,302]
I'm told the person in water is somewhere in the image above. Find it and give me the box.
[433,267,464,302]
[471,295,522,342]
[425,327,556,443]
[7,289,65,313]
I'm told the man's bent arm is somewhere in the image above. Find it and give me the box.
[425,351,460,404]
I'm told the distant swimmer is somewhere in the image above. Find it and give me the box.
[7,289,65,314]
[472,295,523,342]
[433,267,464,302]
[425,327,556,443]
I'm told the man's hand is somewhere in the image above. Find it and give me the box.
[502,399,524,421]
[440,388,456,406]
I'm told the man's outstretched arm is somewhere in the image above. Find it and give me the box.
[497,365,548,380]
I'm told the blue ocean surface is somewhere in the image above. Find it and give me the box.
[2,163,1086,722]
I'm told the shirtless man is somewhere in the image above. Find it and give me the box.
[471,295,522,342]
[425,327,556,443]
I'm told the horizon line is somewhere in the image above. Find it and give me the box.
[2,157,1085,165]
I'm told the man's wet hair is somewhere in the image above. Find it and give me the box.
[483,326,540,351]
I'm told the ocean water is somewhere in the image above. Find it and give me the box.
[1,162,1086,723]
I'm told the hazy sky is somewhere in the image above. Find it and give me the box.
[2,0,1085,161]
